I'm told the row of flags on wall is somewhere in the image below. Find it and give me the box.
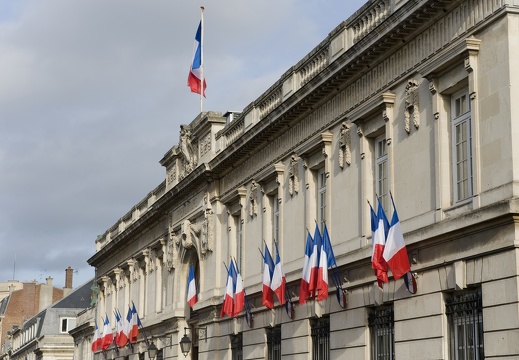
[185,194,415,321]
[91,303,142,353]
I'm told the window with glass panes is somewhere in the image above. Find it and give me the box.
[273,196,280,244]
[267,326,281,360]
[446,290,484,360]
[311,317,330,360]
[451,89,472,202]
[317,169,326,230]
[231,334,243,360]
[375,136,389,212]
[368,306,394,360]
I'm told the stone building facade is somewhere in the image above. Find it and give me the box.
[87,0,519,359]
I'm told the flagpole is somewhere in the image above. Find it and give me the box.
[200,6,204,113]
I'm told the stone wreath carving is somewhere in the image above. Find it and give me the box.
[289,154,300,196]
[339,122,352,169]
[405,79,420,134]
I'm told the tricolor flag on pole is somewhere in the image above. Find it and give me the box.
[187,7,207,110]
[187,263,198,309]
[299,231,314,304]
[372,198,389,287]
[129,303,140,343]
[220,260,235,318]
[316,229,329,301]
[383,194,411,280]
[233,261,245,317]
[309,224,321,298]
[91,322,101,352]
[261,244,275,309]
[101,314,113,351]
[271,242,286,306]
[115,309,128,347]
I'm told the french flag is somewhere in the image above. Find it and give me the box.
[314,225,328,301]
[187,264,198,309]
[262,245,275,309]
[316,224,336,301]
[129,303,140,343]
[187,21,206,96]
[309,224,321,298]
[271,242,286,306]
[101,315,113,351]
[91,322,101,352]
[115,309,128,347]
[299,231,314,304]
[124,306,132,345]
[233,262,245,317]
[372,199,389,286]
[383,195,411,280]
[220,259,235,318]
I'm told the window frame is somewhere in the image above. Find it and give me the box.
[311,317,330,360]
[451,88,472,203]
[368,305,394,360]
[375,135,389,212]
[231,333,243,360]
[317,168,327,231]
[59,317,76,334]
[446,290,484,360]
[267,326,281,360]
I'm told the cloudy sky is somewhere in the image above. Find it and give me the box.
[0,0,366,289]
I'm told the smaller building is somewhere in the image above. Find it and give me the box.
[8,279,93,360]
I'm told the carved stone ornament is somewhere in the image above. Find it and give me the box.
[289,154,300,196]
[249,181,259,217]
[202,193,214,255]
[178,124,198,180]
[339,122,352,169]
[404,79,420,134]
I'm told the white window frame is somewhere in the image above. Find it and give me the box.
[317,168,327,231]
[59,317,76,333]
[375,135,389,212]
[451,89,472,203]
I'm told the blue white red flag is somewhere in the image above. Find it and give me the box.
[372,199,389,286]
[383,195,411,280]
[309,224,321,298]
[129,303,140,343]
[262,245,275,309]
[187,264,198,309]
[233,262,245,316]
[187,21,206,96]
[91,322,101,352]
[220,259,236,318]
[101,314,113,351]
[271,242,286,306]
[403,271,417,294]
[115,309,128,347]
[299,231,314,304]
[316,231,328,301]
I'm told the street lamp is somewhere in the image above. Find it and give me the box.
[179,328,191,357]
[147,340,158,360]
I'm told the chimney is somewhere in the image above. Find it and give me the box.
[63,266,73,297]
[39,277,53,312]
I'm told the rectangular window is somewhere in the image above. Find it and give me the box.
[317,169,327,230]
[451,89,472,202]
[273,197,280,244]
[368,306,394,360]
[231,333,243,360]
[59,317,76,333]
[311,317,330,360]
[267,326,281,360]
[446,290,484,360]
[236,215,243,271]
[375,136,389,212]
